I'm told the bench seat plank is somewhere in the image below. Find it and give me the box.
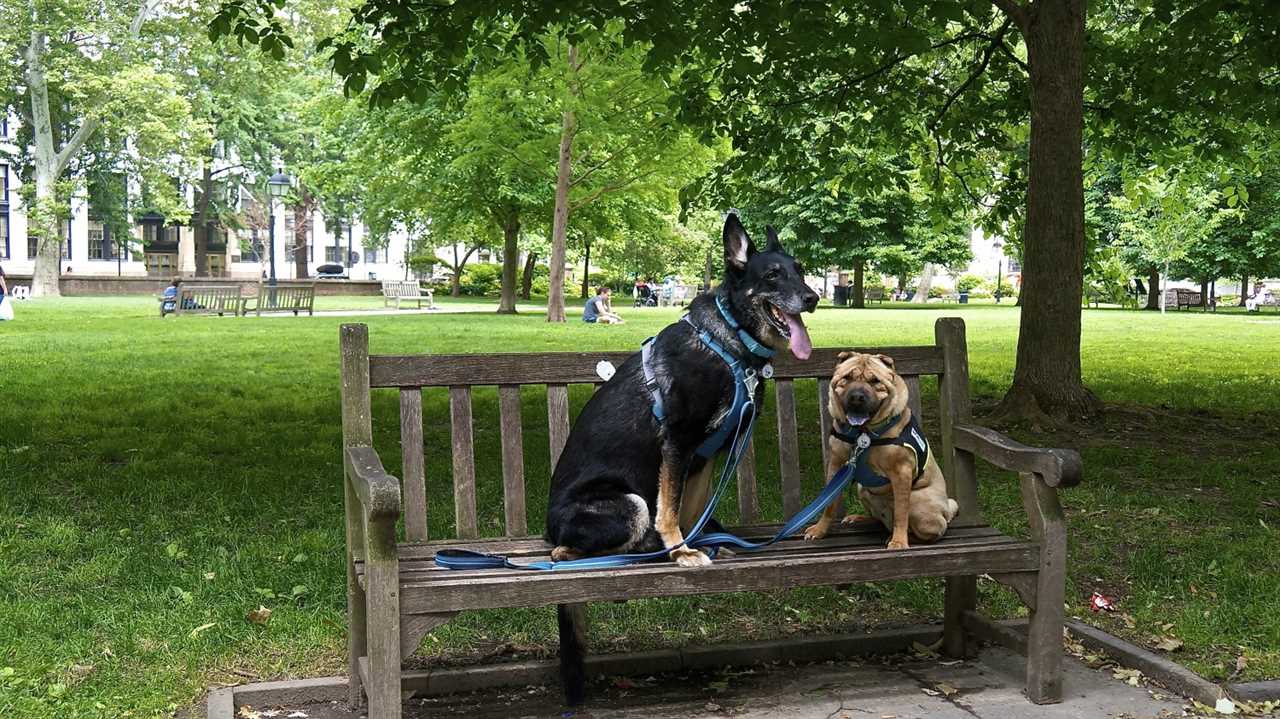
[394,540,1036,614]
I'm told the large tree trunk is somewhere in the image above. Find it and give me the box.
[497,211,520,314]
[546,45,578,323]
[294,189,312,280]
[449,244,475,297]
[1239,272,1249,306]
[580,243,592,299]
[195,161,213,277]
[996,0,1101,423]
[1199,279,1209,309]
[26,34,64,298]
[521,252,537,299]
[1144,266,1161,310]
[850,258,866,309]
[911,263,935,303]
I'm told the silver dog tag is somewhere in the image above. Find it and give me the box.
[761,363,774,379]
[856,433,872,451]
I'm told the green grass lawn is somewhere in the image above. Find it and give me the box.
[1,296,1278,718]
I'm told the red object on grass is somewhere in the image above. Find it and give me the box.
[1089,591,1116,612]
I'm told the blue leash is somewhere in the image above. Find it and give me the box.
[433,425,871,572]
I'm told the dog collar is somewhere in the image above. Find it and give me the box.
[715,295,776,360]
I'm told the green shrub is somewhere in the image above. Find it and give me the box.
[956,274,986,294]
[459,264,503,296]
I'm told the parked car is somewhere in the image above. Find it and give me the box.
[316,263,347,279]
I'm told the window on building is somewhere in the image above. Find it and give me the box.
[88,220,113,260]
[325,245,343,263]
[1007,259,1022,273]
[364,246,381,264]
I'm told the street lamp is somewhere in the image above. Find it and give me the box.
[992,238,1004,304]
[267,171,292,303]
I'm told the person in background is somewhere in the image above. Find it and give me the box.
[1246,281,1271,312]
[583,286,624,324]
[162,278,181,314]
[0,263,7,298]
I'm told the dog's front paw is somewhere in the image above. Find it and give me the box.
[886,538,909,550]
[803,524,829,541]
[670,547,712,567]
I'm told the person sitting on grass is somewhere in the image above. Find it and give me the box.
[583,286,624,324]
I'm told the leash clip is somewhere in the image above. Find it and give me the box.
[743,368,758,396]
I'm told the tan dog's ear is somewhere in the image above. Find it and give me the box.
[837,350,854,360]
[875,354,896,370]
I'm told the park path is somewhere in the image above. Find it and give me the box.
[242,646,1185,719]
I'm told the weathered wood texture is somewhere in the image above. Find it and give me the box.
[546,384,571,468]
[399,389,427,542]
[368,345,944,388]
[498,385,527,536]
[449,387,477,540]
[735,436,759,524]
[774,380,803,516]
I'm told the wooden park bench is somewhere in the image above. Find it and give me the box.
[864,287,886,304]
[338,318,1082,718]
[382,279,437,310]
[1165,287,1202,311]
[939,292,960,303]
[245,281,316,317]
[159,285,245,317]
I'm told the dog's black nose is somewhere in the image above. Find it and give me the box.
[845,389,877,415]
[802,289,819,311]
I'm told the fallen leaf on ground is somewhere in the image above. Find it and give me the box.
[704,700,721,711]
[237,707,261,719]
[1154,636,1183,652]
[935,682,959,697]
[246,606,272,625]
[1113,668,1143,686]
[1235,655,1248,672]
[1215,697,1237,714]
[190,622,217,637]
[920,687,941,697]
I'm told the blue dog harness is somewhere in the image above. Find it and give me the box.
[830,414,930,489]
[641,295,774,458]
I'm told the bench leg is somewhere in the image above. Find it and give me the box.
[365,519,402,719]
[943,575,977,658]
[344,482,368,709]
[1021,472,1066,704]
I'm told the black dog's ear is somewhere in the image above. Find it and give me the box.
[764,225,783,253]
[723,213,756,271]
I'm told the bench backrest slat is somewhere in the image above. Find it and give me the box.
[735,436,759,523]
[936,318,978,525]
[399,388,429,541]
[368,346,944,388]
[449,386,478,539]
[547,384,571,468]
[904,375,924,423]
[774,379,803,516]
[498,385,528,537]
[816,379,833,471]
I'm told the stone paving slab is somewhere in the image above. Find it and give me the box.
[232,646,1185,719]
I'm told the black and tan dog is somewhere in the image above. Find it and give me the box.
[803,352,958,549]
[545,214,818,703]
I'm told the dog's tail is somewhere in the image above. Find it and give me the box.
[557,603,588,705]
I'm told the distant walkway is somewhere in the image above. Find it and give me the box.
[259,304,547,318]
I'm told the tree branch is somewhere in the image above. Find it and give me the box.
[929,18,1012,135]
[989,0,1029,30]
[570,167,661,212]
[769,31,987,109]
[933,135,995,209]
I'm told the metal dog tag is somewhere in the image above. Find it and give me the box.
[761,363,774,379]
[856,433,872,450]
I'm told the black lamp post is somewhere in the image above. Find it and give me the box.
[267,171,292,304]
[993,238,1004,304]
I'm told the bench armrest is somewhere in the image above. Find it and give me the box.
[953,424,1082,488]
[344,445,402,520]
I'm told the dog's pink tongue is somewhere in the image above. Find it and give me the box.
[786,314,812,360]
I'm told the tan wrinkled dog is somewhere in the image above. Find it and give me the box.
[803,352,958,549]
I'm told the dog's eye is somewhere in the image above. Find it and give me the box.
[765,269,780,281]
